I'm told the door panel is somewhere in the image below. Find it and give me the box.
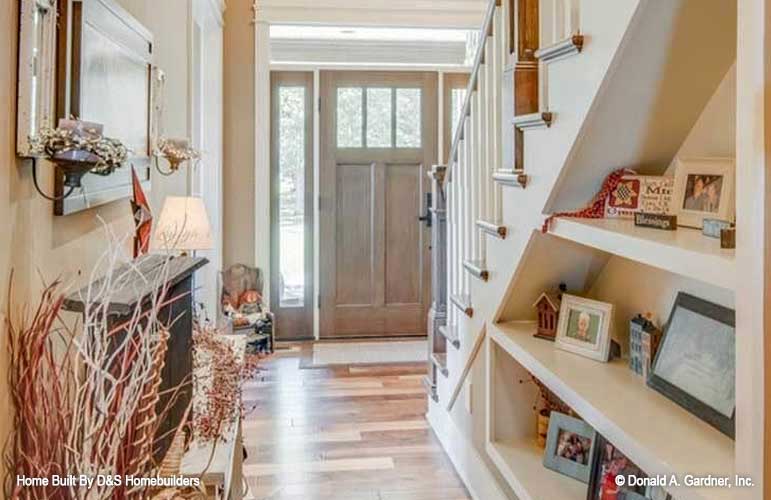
[335,164,375,306]
[320,71,437,338]
[385,163,422,305]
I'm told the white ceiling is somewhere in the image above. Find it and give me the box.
[256,0,487,29]
[270,25,472,42]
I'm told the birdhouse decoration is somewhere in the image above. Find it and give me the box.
[533,284,567,341]
[629,313,662,379]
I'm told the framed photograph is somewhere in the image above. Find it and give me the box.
[604,175,673,219]
[647,292,735,438]
[17,0,58,157]
[587,434,647,500]
[543,412,597,483]
[555,294,613,362]
[54,0,154,215]
[672,157,735,229]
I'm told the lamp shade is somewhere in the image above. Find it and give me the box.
[151,196,213,252]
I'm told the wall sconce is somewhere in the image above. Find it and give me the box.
[154,138,200,176]
[28,119,129,201]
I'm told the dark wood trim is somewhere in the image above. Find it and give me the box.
[516,0,539,64]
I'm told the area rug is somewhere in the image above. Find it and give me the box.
[311,340,427,366]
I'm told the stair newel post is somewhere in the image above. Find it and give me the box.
[427,165,449,403]
[511,0,539,172]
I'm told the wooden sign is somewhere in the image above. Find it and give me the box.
[605,175,673,218]
[720,228,736,249]
[634,212,677,230]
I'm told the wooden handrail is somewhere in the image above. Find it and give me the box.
[445,0,499,178]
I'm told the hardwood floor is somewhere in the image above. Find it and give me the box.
[242,343,471,500]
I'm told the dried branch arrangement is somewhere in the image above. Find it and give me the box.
[4,230,190,499]
[192,325,260,445]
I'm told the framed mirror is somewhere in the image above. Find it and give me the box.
[54,0,154,215]
[17,0,58,157]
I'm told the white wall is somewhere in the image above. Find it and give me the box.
[667,64,736,174]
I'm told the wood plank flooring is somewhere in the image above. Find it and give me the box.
[242,343,471,500]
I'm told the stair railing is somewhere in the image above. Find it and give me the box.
[443,0,506,333]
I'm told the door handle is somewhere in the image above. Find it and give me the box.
[418,192,432,228]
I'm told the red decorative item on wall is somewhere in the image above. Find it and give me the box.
[131,166,153,258]
[541,168,637,233]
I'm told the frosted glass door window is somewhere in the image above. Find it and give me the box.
[366,88,393,148]
[337,87,363,147]
[396,88,422,148]
[335,86,422,149]
[278,86,306,307]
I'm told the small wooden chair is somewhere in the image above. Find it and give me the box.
[219,264,274,353]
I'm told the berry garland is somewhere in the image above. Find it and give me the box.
[541,168,637,233]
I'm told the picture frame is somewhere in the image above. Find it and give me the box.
[543,412,597,483]
[54,0,154,215]
[587,434,648,500]
[604,175,673,219]
[672,157,735,229]
[17,0,58,157]
[647,292,736,438]
[555,294,613,362]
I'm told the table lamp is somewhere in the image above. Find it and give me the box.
[151,196,213,255]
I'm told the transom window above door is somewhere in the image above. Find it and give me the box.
[336,87,422,149]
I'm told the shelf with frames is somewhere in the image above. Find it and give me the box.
[548,217,736,291]
[486,335,587,500]
[487,321,735,500]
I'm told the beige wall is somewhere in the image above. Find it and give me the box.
[223,0,257,267]
[0,0,193,479]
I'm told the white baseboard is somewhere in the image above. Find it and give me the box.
[427,401,511,500]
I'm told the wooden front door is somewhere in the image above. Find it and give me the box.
[319,71,437,338]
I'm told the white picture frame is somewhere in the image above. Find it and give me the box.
[672,157,735,229]
[17,0,58,157]
[555,294,613,362]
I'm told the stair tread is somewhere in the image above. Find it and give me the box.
[450,293,472,307]
[438,324,461,349]
[535,34,584,63]
[493,170,528,188]
[476,219,507,236]
[463,260,489,281]
[512,112,553,129]
[431,352,449,376]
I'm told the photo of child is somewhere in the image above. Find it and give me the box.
[556,429,593,465]
[565,309,601,344]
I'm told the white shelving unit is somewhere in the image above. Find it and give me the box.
[487,321,735,500]
[487,439,586,500]
[549,218,736,291]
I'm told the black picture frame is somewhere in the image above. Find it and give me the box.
[586,434,647,500]
[646,292,735,439]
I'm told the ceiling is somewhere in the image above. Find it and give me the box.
[255,0,488,29]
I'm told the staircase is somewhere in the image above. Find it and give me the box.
[424,1,740,499]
